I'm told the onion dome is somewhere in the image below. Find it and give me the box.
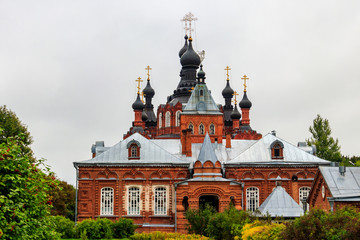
[197,64,206,81]
[132,94,144,110]
[143,80,155,98]
[239,92,252,109]
[222,80,234,98]
[141,110,148,121]
[180,37,201,67]
[178,35,188,58]
[231,105,241,120]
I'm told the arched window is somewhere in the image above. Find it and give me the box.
[189,123,194,134]
[100,187,113,215]
[131,145,138,157]
[199,123,205,135]
[154,187,167,215]
[209,124,215,135]
[175,110,181,127]
[128,187,140,215]
[299,187,311,210]
[270,140,284,159]
[246,187,259,212]
[127,140,141,160]
[165,111,171,127]
[158,112,162,128]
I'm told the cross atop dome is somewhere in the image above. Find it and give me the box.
[135,77,143,95]
[145,65,152,81]
[181,12,197,37]
[241,74,249,92]
[225,66,231,81]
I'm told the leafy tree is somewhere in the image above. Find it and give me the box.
[340,155,360,167]
[307,114,341,161]
[185,204,216,236]
[0,105,33,157]
[50,179,76,220]
[0,133,60,239]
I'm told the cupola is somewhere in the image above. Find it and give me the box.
[178,35,188,58]
[132,94,144,110]
[239,92,252,109]
[197,64,206,84]
[180,37,201,67]
[231,105,241,120]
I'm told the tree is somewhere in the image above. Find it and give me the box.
[49,179,76,220]
[0,105,33,157]
[307,114,341,162]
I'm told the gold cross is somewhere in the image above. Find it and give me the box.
[135,77,143,95]
[141,92,146,103]
[225,66,231,81]
[145,65,152,81]
[188,87,195,92]
[232,91,239,105]
[241,75,249,92]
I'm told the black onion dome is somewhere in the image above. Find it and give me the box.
[197,64,206,79]
[132,94,145,110]
[178,35,188,58]
[239,92,252,108]
[231,105,241,120]
[222,80,234,98]
[141,110,148,121]
[143,80,155,98]
[180,37,201,67]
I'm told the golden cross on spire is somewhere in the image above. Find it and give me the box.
[145,65,152,81]
[135,77,143,95]
[141,91,146,103]
[232,91,239,105]
[188,86,195,92]
[241,74,249,92]
[225,66,231,81]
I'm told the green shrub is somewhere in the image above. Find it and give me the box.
[76,218,113,239]
[241,220,285,240]
[185,203,216,236]
[112,218,137,238]
[130,231,209,240]
[49,215,75,238]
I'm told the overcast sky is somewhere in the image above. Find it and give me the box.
[1,0,360,186]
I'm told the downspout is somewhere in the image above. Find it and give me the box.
[327,197,334,212]
[74,163,79,225]
[230,180,245,210]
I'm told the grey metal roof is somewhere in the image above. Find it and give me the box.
[259,186,304,217]
[75,133,189,166]
[197,133,218,164]
[226,133,329,165]
[320,166,360,199]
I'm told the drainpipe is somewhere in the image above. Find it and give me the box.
[74,163,79,225]
[174,180,189,232]
[328,197,335,212]
[230,181,245,210]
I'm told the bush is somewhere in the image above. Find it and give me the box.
[112,218,137,238]
[185,204,216,236]
[49,215,75,239]
[241,220,285,240]
[130,231,209,240]
[76,218,113,239]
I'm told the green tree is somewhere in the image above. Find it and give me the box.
[307,114,341,162]
[0,105,33,157]
[50,179,76,220]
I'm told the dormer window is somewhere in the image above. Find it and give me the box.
[270,140,284,159]
[127,140,141,160]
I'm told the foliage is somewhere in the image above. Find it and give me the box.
[281,207,360,240]
[340,155,360,167]
[0,133,60,239]
[49,215,76,239]
[185,203,216,236]
[240,220,285,240]
[112,218,137,238]
[206,206,254,240]
[50,178,76,220]
[130,231,209,240]
[307,114,341,162]
[0,105,33,157]
[75,218,113,239]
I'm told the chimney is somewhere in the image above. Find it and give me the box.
[181,129,192,157]
[226,133,231,148]
[339,166,346,176]
[271,130,276,136]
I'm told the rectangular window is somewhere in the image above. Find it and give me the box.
[246,187,259,212]
[154,187,167,215]
[101,187,114,215]
[128,187,140,215]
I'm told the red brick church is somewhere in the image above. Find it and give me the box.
[74,14,330,233]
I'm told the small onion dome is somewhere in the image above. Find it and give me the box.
[143,80,155,98]
[180,37,201,67]
[231,105,241,120]
[141,110,148,121]
[222,80,234,98]
[132,94,144,110]
[178,35,188,58]
[239,91,252,108]
[197,64,206,79]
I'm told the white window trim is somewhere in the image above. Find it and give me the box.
[127,186,142,215]
[153,186,168,215]
[158,113,162,128]
[165,111,171,127]
[246,187,259,212]
[299,187,311,210]
[100,187,114,215]
[175,111,181,127]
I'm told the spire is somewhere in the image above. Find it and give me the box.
[197,64,206,84]
[142,66,156,127]
[197,133,218,165]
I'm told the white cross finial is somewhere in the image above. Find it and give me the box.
[181,12,197,37]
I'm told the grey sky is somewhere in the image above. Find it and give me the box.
[1,0,359,186]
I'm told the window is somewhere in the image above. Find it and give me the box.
[127,140,141,159]
[154,187,167,215]
[175,110,181,127]
[209,124,215,135]
[131,145,137,157]
[128,187,140,215]
[246,187,259,212]
[299,187,311,210]
[189,123,194,134]
[270,140,284,159]
[100,187,113,215]
[165,111,171,127]
[199,123,204,135]
[158,112,162,128]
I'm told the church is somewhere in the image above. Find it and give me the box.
[74,13,330,233]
